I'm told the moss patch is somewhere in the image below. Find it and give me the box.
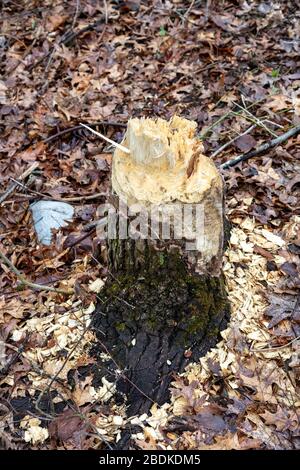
[98,246,229,347]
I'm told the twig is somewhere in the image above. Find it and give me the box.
[0,250,72,295]
[233,101,278,137]
[36,325,88,409]
[250,335,300,353]
[67,227,97,248]
[0,162,39,205]
[199,100,260,140]
[264,119,284,129]
[59,192,108,202]
[182,0,195,23]
[212,118,285,158]
[9,178,52,200]
[8,180,107,203]
[211,124,257,158]
[80,123,130,153]
[220,124,300,169]
[96,335,156,406]
[71,0,80,31]
[103,0,108,24]
[83,218,107,232]
[11,339,114,449]
[43,121,126,144]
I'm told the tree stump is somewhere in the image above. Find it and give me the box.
[93,116,230,423]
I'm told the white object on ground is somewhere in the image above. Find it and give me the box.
[30,200,74,245]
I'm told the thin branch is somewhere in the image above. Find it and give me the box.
[0,250,72,295]
[211,124,257,158]
[181,0,195,24]
[233,101,278,137]
[43,121,126,144]
[8,180,107,203]
[59,192,108,202]
[250,335,300,353]
[67,228,97,248]
[0,162,39,205]
[212,118,285,158]
[9,178,52,200]
[83,218,107,232]
[199,100,260,140]
[220,124,300,170]
[103,0,108,24]
[71,0,80,31]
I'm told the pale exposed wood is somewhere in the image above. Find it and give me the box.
[80,123,130,153]
[111,115,224,276]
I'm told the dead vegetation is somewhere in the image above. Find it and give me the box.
[0,0,299,450]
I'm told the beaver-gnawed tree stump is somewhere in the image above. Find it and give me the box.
[93,116,230,424]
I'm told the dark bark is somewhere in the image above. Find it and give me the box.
[93,239,230,422]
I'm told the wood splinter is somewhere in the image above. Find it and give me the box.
[80,123,130,154]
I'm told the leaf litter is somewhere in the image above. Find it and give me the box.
[0,0,299,450]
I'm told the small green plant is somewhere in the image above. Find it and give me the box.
[271,69,280,78]
[159,26,167,36]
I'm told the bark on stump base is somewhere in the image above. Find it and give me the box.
[93,243,229,417]
[92,116,230,443]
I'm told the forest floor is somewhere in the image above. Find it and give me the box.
[0,0,299,450]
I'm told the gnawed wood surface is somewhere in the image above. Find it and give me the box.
[112,115,225,276]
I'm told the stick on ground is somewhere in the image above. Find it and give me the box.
[0,162,39,205]
[220,124,300,169]
[0,250,72,295]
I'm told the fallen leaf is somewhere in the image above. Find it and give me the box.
[235,134,257,152]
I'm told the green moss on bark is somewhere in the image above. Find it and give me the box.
[100,245,228,347]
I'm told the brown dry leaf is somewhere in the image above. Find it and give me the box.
[72,376,95,407]
[265,293,298,328]
[49,410,85,442]
[0,296,33,322]
[89,102,117,120]
[243,413,293,449]
[266,94,292,111]
[46,15,68,32]
[18,142,45,162]
[261,408,299,432]
[198,431,262,450]
[234,134,257,152]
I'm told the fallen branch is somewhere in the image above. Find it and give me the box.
[43,121,126,144]
[233,100,278,137]
[0,162,39,205]
[0,250,72,295]
[211,124,257,158]
[7,181,107,203]
[220,124,300,170]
